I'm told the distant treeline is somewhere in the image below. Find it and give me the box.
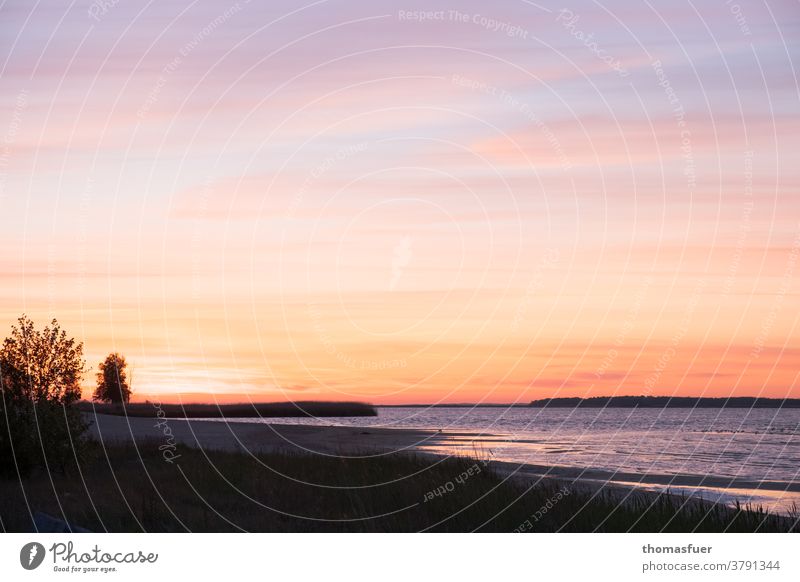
[529,396,800,408]
[80,401,378,418]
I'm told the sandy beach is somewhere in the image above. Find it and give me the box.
[85,412,636,501]
[86,411,800,514]
[87,412,459,457]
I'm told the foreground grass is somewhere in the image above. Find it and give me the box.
[0,441,795,532]
[78,400,377,418]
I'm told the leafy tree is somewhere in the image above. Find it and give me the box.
[0,315,85,404]
[0,315,88,477]
[93,353,131,403]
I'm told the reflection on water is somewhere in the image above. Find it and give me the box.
[217,406,800,514]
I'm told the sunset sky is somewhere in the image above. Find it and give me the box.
[1,0,798,404]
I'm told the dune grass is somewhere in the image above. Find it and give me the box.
[0,440,795,533]
[78,400,377,418]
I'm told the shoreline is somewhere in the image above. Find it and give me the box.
[86,412,800,516]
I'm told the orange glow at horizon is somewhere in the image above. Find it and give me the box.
[1,0,798,404]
